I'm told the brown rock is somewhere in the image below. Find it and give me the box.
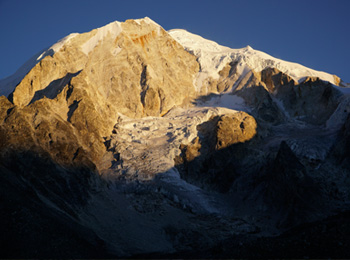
[0,96,13,121]
[215,112,257,150]
[217,61,242,93]
[261,67,296,92]
[184,136,202,162]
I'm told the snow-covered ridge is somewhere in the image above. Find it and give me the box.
[0,50,43,97]
[82,21,122,54]
[37,33,79,60]
[0,32,82,97]
[0,19,125,97]
[169,29,339,87]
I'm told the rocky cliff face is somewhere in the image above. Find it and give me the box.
[1,17,350,258]
[1,18,199,171]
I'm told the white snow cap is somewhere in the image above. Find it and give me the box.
[81,21,122,54]
[169,29,338,85]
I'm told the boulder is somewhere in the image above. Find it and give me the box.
[215,112,257,150]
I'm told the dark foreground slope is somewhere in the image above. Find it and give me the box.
[142,211,350,259]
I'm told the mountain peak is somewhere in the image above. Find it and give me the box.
[133,16,158,25]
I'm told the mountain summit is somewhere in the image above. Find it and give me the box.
[1,17,350,258]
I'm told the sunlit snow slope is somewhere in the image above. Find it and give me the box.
[169,29,341,91]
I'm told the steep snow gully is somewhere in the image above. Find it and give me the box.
[1,17,350,258]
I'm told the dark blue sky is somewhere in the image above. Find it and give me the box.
[1,0,349,82]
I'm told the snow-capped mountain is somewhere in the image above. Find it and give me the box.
[1,17,350,258]
[0,18,347,98]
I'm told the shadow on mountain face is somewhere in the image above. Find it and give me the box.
[174,123,325,226]
[139,138,350,259]
[138,210,350,259]
[1,129,349,258]
[29,70,82,104]
[131,138,350,259]
[0,150,112,259]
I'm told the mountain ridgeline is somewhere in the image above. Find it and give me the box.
[1,17,350,258]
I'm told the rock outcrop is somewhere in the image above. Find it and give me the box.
[215,112,257,150]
